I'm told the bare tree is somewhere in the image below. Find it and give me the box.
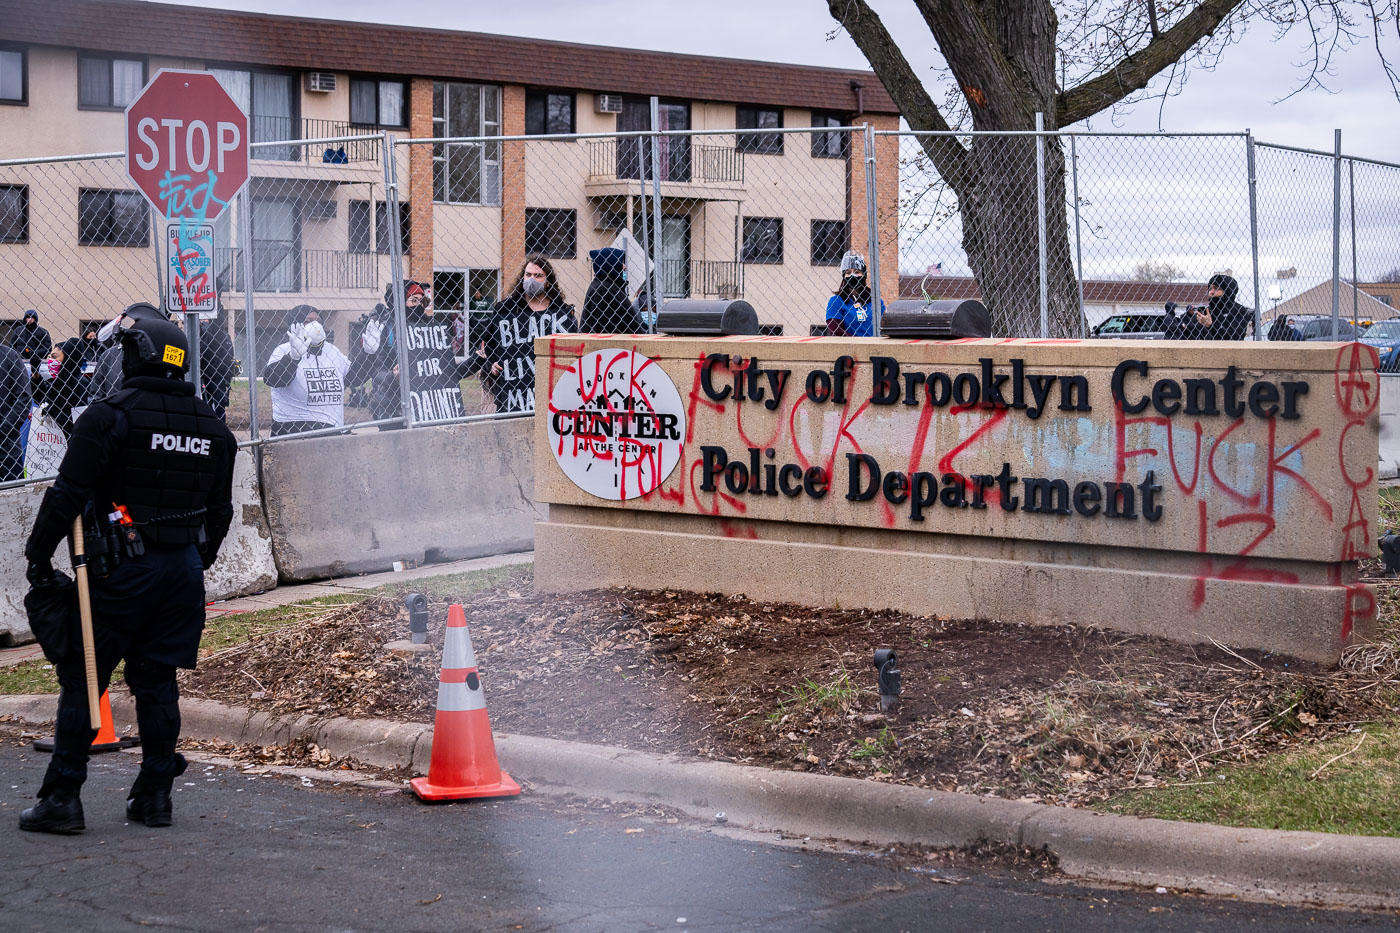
[1133,260,1188,282]
[827,0,1400,336]
[1378,265,1400,283]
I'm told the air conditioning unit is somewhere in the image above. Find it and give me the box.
[595,94,623,114]
[305,72,337,93]
[306,200,337,220]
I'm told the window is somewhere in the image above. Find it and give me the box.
[78,189,149,247]
[348,200,373,253]
[210,67,297,160]
[524,208,576,259]
[811,112,848,159]
[737,106,783,155]
[0,185,27,243]
[433,82,502,205]
[810,220,848,266]
[77,54,145,109]
[525,90,574,135]
[350,77,406,127]
[742,217,783,264]
[434,268,499,313]
[375,201,411,255]
[1,47,26,104]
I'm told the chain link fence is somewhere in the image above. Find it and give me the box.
[1,124,1396,486]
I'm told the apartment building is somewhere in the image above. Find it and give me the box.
[0,0,900,359]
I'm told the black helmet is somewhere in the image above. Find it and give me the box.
[120,316,190,379]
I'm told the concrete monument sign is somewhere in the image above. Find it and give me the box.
[534,337,1379,664]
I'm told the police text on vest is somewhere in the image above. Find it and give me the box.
[151,433,212,455]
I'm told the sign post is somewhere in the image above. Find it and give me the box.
[125,69,249,398]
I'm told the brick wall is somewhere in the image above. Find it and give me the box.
[501,85,526,283]
[407,77,436,284]
[848,113,900,309]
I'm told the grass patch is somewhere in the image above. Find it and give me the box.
[1097,720,1400,836]
[769,668,862,723]
[370,565,518,602]
[0,659,59,695]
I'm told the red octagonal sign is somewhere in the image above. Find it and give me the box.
[125,69,249,221]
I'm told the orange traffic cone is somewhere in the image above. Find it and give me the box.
[410,604,520,802]
[33,689,140,753]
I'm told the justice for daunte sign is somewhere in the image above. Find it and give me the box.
[535,337,1379,663]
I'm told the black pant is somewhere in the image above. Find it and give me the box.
[43,647,185,800]
[40,545,204,800]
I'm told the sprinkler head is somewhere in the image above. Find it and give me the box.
[873,648,901,710]
[405,593,429,644]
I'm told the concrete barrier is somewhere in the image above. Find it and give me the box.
[259,416,541,581]
[1379,375,1400,480]
[0,449,277,646]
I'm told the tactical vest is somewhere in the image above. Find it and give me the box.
[103,387,228,547]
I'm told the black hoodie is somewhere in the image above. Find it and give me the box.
[1165,275,1251,341]
[8,312,50,371]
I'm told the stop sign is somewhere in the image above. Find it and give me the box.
[125,69,249,221]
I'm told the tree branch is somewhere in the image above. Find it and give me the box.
[1057,0,1247,125]
[825,0,972,191]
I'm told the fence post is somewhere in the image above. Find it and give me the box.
[1246,130,1262,340]
[237,188,259,441]
[1034,113,1049,339]
[1350,158,1358,327]
[864,123,882,336]
[636,174,654,333]
[382,132,414,428]
[648,97,666,317]
[1069,135,1086,336]
[1331,128,1342,339]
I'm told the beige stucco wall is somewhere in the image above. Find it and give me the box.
[533,336,1380,663]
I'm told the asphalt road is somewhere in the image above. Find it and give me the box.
[0,737,1394,932]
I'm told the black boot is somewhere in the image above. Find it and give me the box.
[20,791,85,835]
[125,789,172,828]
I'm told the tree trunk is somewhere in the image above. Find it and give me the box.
[949,133,1083,338]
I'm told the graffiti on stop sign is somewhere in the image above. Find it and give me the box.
[165,222,216,314]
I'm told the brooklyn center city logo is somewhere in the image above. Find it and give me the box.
[547,349,686,500]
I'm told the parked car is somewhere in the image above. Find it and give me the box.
[1282,315,1364,342]
[1358,320,1400,372]
[1088,312,1167,339]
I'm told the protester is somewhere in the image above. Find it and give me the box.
[357,283,405,426]
[633,284,659,332]
[1162,274,1252,340]
[199,310,238,422]
[824,251,883,337]
[1267,313,1302,342]
[481,258,578,413]
[263,316,354,437]
[0,342,31,481]
[33,339,89,438]
[21,314,237,834]
[581,247,644,334]
[9,310,51,374]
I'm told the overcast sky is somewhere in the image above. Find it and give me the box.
[167,0,1398,159]
[159,0,1400,294]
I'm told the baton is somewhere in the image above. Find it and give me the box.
[71,517,102,729]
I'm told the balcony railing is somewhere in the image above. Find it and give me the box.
[216,246,382,293]
[588,139,745,185]
[249,116,382,163]
[659,259,742,299]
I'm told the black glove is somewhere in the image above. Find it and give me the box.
[26,560,57,589]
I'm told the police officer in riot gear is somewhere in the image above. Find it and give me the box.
[20,313,237,834]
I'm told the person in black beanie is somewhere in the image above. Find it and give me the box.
[581,247,644,334]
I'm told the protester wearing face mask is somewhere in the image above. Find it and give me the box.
[481,257,578,414]
[824,251,884,337]
[263,311,355,437]
[10,310,51,374]
[33,339,89,438]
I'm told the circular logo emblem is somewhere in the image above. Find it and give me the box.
[547,349,685,500]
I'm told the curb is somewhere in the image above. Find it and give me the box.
[4,694,1398,908]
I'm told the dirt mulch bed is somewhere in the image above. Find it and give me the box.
[180,567,1400,807]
